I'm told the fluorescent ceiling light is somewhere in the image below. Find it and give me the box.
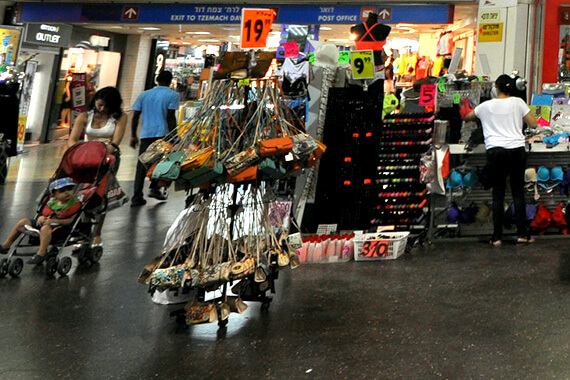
[222,27,240,31]
[229,35,240,39]
[320,27,332,31]
[185,32,211,35]
[138,27,161,31]
[182,42,191,45]
[329,38,350,42]
[198,39,219,42]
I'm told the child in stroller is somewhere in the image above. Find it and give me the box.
[0,177,81,265]
[0,141,125,277]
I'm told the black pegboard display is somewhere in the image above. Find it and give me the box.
[307,80,383,231]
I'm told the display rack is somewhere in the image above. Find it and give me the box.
[374,113,433,231]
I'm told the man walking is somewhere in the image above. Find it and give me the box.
[130,70,179,207]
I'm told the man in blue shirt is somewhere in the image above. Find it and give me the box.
[129,70,179,207]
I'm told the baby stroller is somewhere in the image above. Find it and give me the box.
[0,141,126,277]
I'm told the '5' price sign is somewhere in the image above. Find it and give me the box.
[240,8,276,49]
[350,51,375,79]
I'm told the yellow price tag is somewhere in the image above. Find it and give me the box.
[350,51,375,79]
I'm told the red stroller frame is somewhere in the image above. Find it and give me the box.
[0,142,117,278]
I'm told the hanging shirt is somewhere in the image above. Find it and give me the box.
[281,58,313,83]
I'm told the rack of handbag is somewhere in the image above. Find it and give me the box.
[137,78,326,327]
[140,78,326,189]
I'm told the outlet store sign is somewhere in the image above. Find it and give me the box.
[24,23,72,47]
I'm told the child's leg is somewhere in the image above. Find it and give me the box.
[1,218,33,249]
[37,225,53,256]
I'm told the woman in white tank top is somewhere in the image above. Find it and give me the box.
[69,86,127,157]
[68,86,128,246]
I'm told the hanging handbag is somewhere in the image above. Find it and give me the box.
[180,146,214,171]
[258,136,294,157]
[181,156,224,186]
[151,151,187,181]
[229,256,255,280]
[224,147,260,175]
[258,158,286,180]
[149,264,187,291]
[226,165,258,183]
[139,139,172,165]
[291,134,319,161]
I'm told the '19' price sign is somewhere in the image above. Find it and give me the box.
[240,8,275,49]
[350,50,375,79]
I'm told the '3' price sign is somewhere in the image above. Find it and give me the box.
[350,51,375,79]
[240,8,276,49]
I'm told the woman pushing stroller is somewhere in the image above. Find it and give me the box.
[0,177,81,264]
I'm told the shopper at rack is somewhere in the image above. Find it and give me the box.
[463,74,537,246]
[129,70,179,207]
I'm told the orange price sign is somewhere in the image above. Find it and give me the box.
[240,8,275,49]
[359,239,390,258]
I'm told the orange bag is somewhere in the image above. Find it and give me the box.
[146,161,158,180]
[181,146,214,171]
[258,136,294,157]
[226,165,258,183]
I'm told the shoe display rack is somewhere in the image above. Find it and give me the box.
[373,113,434,229]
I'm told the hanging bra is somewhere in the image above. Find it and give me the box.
[354,23,386,51]
[85,110,117,139]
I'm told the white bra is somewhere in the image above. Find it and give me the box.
[84,110,117,139]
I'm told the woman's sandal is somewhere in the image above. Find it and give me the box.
[490,240,502,247]
[517,237,536,245]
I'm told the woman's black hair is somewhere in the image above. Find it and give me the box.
[495,74,514,96]
[88,86,123,119]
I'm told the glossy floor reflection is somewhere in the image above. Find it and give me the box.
[2,142,570,379]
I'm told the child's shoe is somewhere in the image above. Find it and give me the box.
[0,245,9,254]
[26,254,45,265]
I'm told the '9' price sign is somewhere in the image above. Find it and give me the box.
[350,50,375,79]
[240,8,275,49]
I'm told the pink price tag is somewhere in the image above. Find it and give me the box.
[419,84,437,106]
[283,41,299,58]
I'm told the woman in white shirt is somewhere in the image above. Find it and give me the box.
[464,75,537,247]
[68,86,128,246]
[69,86,127,158]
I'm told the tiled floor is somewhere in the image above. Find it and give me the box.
[2,140,570,379]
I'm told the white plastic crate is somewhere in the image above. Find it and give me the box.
[353,231,410,261]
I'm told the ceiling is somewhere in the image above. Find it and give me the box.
[74,4,478,48]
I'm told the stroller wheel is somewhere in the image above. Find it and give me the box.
[0,258,8,278]
[89,246,103,263]
[8,258,23,278]
[45,257,57,277]
[57,257,72,276]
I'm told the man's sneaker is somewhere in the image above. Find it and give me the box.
[26,254,45,265]
[148,188,168,201]
[130,198,147,207]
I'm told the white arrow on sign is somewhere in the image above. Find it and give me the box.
[125,8,138,18]
[378,8,391,20]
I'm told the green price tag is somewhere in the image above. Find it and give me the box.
[238,79,251,87]
[338,51,350,64]
[453,94,460,104]
[308,53,315,65]
[438,77,446,93]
